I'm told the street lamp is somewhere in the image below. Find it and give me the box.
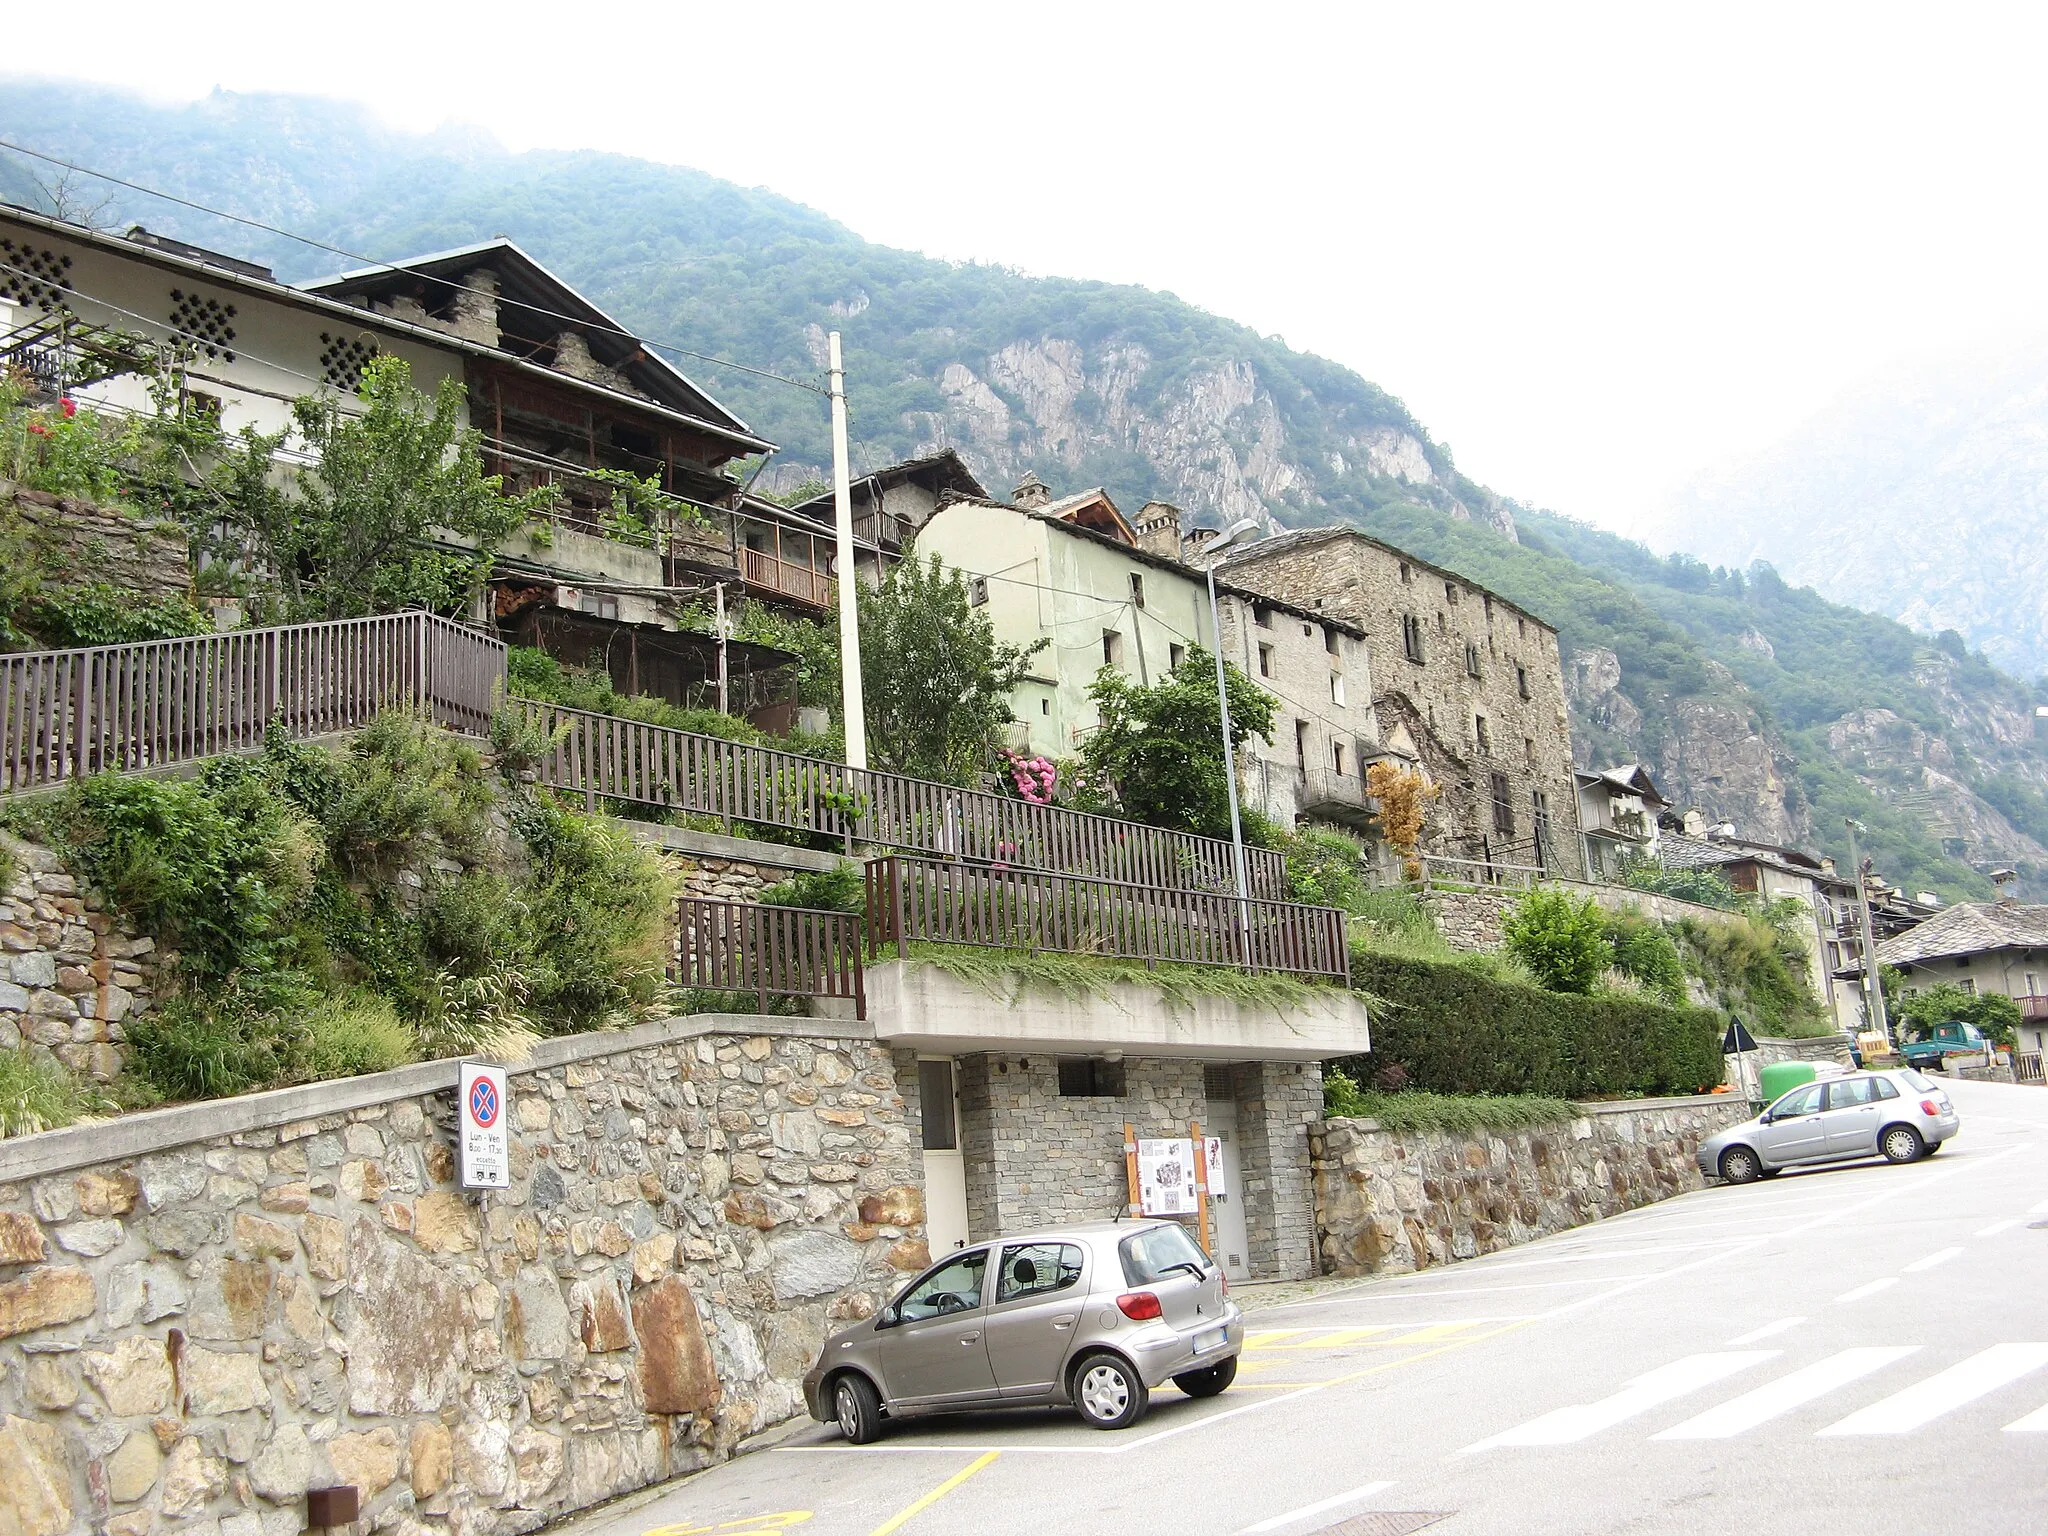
[1200,518,1265,959]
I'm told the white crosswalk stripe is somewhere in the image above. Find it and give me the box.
[1653,1348,1921,1440]
[1817,1345,2048,1436]
[1465,1352,1777,1450]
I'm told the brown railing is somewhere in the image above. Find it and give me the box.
[2021,996,2048,1022]
[741,546,834,609]
[2017,1051,2044,1085]
[672,896,865,1018]
[524,701,1286,896]
[863,853,1347,982]
[0,611,503,792]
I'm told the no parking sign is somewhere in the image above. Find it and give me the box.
[459,1061,510,1190]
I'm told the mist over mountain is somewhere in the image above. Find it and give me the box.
[6,77,2046,899]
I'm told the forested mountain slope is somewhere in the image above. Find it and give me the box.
[4,80,2043,897]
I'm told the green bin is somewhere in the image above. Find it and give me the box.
[1757,1061,1816,1106]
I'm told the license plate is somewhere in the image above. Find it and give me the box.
[1195,1328,1228,1354]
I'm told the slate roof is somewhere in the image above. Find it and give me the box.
[1874,901,2048,968]
[1209,525,1556,633]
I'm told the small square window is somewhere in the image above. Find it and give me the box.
[1465,642,1482,679]
[1103,630,1124,668]
[1445,582,1458,604]
[1254,605,1273,629]
[1128,572,1146,609]
[1041,698,1050,716]
[1169,643,1186,670]
[1475,715,1491,753]
[1324,626,1340,656]
[1516,664,1530,701]
[1058,1058,1126,1097]
[1332,739,1347,775]
[1330,672,1345,706]
[1399,563,1412,584]
[1524,736,1536,767]
[1258,643,1274,678]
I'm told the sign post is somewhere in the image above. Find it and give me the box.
[459,1062,510,1191]
[1721,1016,1760,1108]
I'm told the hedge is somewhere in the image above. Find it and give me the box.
[1342,951,1725,1100]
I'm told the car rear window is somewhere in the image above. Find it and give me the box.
[1120,1223,1207,1285]
[1900,1070,1940,1091]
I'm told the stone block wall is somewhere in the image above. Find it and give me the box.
[1,484,193,607]
[0,1015,925,1536]
[1311,1095,1748,1277]
[1228,1062,1323,1282]
[0,836,160,1084]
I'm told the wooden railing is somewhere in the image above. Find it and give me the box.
[863,853,1348,982]
[2017,1052,2044,1085]
[524,700,1285,897]
[672,896,865,1018]
[0,612,503,792]
[2020,995,2048,1022]
[741,547,834,610]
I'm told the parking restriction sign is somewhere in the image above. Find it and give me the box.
[459,1061,510,1190]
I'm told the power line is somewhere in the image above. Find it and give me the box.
[0,138,826,396]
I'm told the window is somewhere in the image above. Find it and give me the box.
[1825,1078,1876,1109]
[1058,1058,1126,1097]
[1129,572,1146,609]
[1445,581,1459,604]
[1517,616,1527,638]
[1168,643,1186,670]
[1437,612,1446,631]
[918,1060,958,1150]
[1465,642,1482,678]
[1254,604,1273,629]
[1475,715,1491,754]
[895,1249,987,1322]
[1490,770,1514,834]
[1399,562,1412,585]
[1484,595,1494,623]
[1516,664,1530,701]
[1324,625,1340,656]
[1524,737,1537,767]
[1119,1223,1208,1285]
[183,388,223,424]
[1962,978,1978,995]
[997,1243,1083,1303]
[1102,630,1124,668]
[1532,788,1551,838]
[1401,614,1425,664]
[1329,670,1346,706]
[1870,1077,1900,1101]
[1295,719,1309,769]
[1258,643,1274,678]
[1040,698,1050,716]
[1332,740,1347,775]
[1773,1083,1824,1117]
[968,576,989,607]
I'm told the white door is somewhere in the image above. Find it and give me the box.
[918,1057,970,1254]
[1203,1098,1253,1283]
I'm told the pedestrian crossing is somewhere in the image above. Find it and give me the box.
[1464,1343,2048,1449]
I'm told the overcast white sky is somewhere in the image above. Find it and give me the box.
[37,1,2048,541]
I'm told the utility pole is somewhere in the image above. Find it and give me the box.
[1197,518,1264,961]
[713,582,729,717]
[1845,817,1892,1046]
[827,332,867,769]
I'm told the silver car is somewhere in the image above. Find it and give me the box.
[802,1218,1242,1441]
[1699,1068,1961,1184]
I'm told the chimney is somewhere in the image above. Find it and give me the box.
[1012,471,1051,510]
[450,266,501,347]
[1681,809,1707,838]
[1134,501,1183,559]
[1992,868,2020,907]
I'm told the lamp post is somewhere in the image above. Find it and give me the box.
[1199,518,1265,961]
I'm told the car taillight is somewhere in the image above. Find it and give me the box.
[1219,1272,1230,1297]
[1921,1099,1941,1115]
[1117,1292,1163,1321]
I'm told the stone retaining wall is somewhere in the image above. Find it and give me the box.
[0,1014,924,1536]
[1311,1095,1747,1277]
[1,484,193,608]
[1419,880,1761,953]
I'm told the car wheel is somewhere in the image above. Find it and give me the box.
[1922,1139,1942,1156]
[1172,1356,1239,1398]
[1719,1145,1763,1185]
[833,1374,883,1444]
[1881,1124,1926,1164]
[1073,1353,1149,1429]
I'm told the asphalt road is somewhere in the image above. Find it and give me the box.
[554,1078,2048,1536]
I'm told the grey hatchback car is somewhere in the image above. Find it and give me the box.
[803,1219,1242,1441]
[1698,1068,1960,1184]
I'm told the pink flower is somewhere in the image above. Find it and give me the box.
[59,398,76,418]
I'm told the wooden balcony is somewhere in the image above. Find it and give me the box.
[2021,994,2048,1021]
[742,546,834,610]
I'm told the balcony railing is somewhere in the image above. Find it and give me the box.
[2022,995,2048,1021]
[672,896,864,1019]
[741,546,834,610]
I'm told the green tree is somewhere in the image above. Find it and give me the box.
[1895,980,2022,1049]
[1501,888,1614,994]
[1079,648,1276,839]
[262,356,542,619]
[857,555,1044,785]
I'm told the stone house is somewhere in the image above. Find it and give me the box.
[914,480,1378,834]
[791,449,988,583]
[1867,898,2048,1056]
[1576,764,1668,880]
[1199,527,1585,876]
[0,207,822,728]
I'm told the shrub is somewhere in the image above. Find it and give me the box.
[1602,909,1688,1004]
[1344,950,1725,1099]
[0,1051,109,1137]
[1282,827,1379,912]
[1502,888,1614,994]
[1321,1075,1579,1131]
[327,712,490,873]
[513,797,671,1032]
[1671,913,1829,1036]
[301,992,419,1079]
[758,860,864,916]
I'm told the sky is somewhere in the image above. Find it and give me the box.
[23,1,2048,541]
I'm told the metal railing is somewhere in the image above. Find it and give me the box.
[1419,853,1547,892]
[523,699,1285,896]
[863,853,1348,982]
[672,896,865,1019]
[0,611,503,792]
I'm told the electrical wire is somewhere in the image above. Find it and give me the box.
[0,138,826,395]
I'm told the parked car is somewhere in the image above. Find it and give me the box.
[802,1219,1242,1441]
[1900,1020,1992,1071]
[1698,1069,1960,1184]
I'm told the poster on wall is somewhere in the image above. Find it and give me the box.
[1137,1138,1197,1216]
[1203,1136,1226,1198]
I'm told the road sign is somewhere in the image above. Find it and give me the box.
[459,1061,509,1190]
[1722,1019,1759,1055]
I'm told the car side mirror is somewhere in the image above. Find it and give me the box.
[874,1304,899,1329]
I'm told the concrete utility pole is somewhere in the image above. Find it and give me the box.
[713,582,729,717]
[1845,817,1892,1044]
[827,331,867,769]
[1199,519,1265,960]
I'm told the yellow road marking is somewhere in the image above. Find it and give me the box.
[1385,1322,1482,1343]
[1243,1329,1310,1347]
[864,1452,1000,1536]
[646,1514,811,1535]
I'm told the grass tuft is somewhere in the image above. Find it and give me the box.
[901,942,1337,1011]
[1322,1077,1579,1132]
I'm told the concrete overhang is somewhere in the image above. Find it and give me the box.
[865,959,1369,1062]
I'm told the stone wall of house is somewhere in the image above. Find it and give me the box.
[1310,1095,1748,1277]
[1,483,193,608]
[1420,880,1770,955]
[0,836,160,1085]
[952,1054,1321,1281]
[0,1015,926,1536]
